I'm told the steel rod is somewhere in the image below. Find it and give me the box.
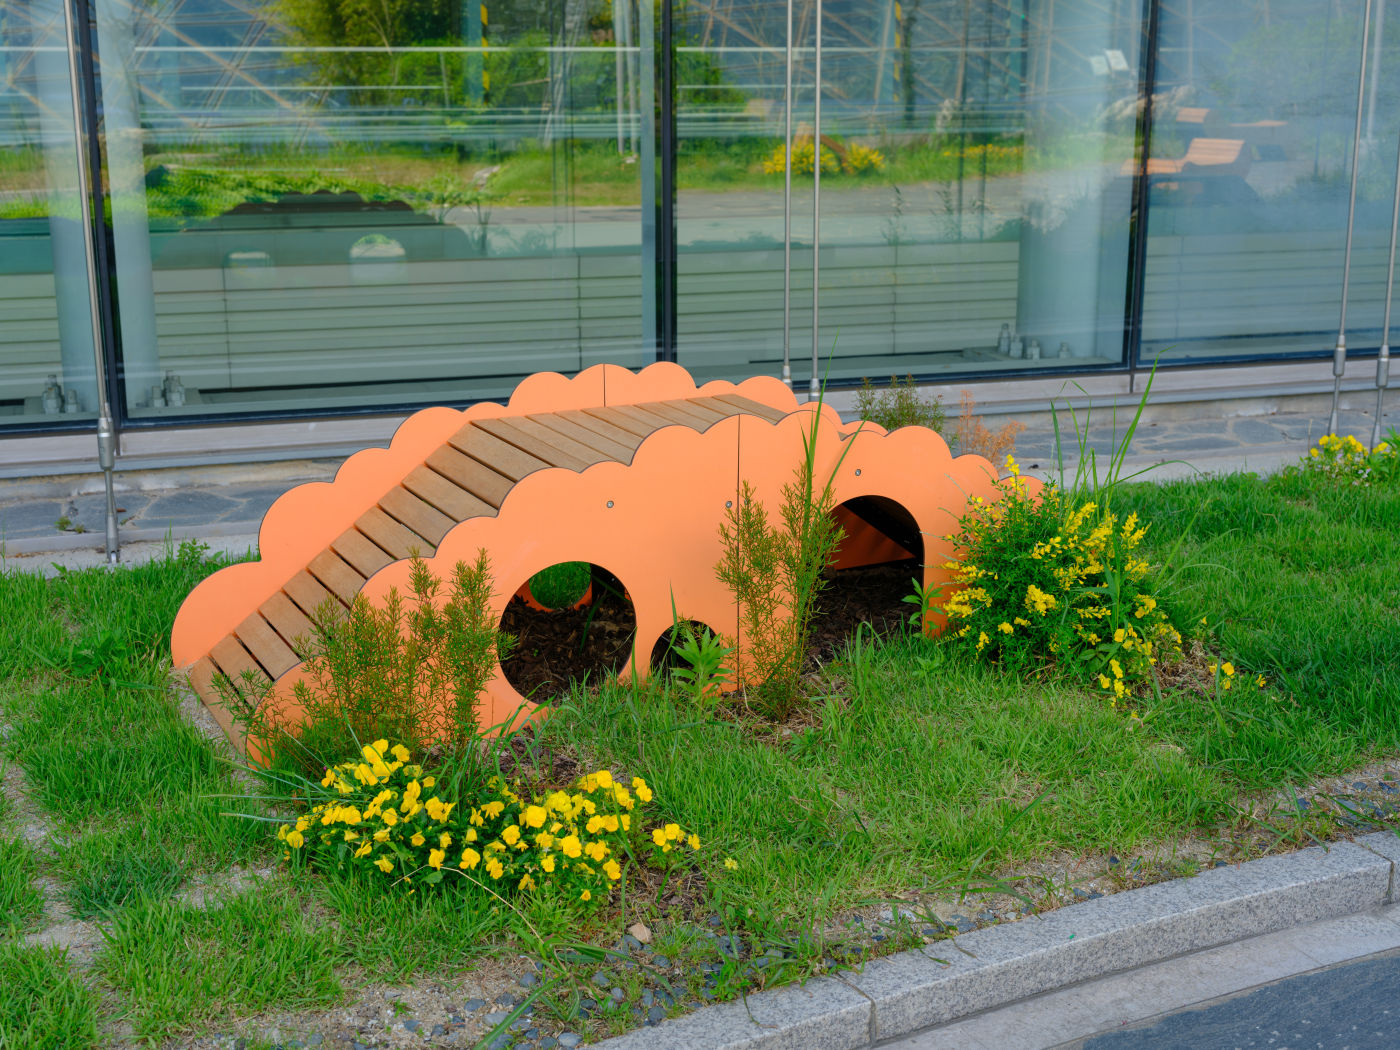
[1330,0,1375,436]
[810,0,822,402]
[782,0,794,390]
[61,0,119,564]
[1374,116,1400,449]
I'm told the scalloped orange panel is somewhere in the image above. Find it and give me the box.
[170,365,1034,758]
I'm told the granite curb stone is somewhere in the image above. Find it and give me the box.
[595,842,1394,1050]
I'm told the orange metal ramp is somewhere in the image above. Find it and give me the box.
[171,363,1018,755]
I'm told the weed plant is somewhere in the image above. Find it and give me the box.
[952,390,1024,461]
[0,943,100,1049]
[225,553,512,772]
[0,836,42,931]
[715,450,844,719]
[853,375,949,438]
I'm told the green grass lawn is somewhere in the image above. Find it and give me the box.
[0,465,1395,1046]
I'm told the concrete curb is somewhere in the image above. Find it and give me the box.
[0,519,262,559]
[597,833,1400,1050]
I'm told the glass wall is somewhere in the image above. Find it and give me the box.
[92,0,652,419]
[674,0,1143,386]
[0,0,100,425]
[1142,0,1400,363]
[3,1,1397,436]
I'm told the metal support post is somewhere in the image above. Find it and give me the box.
[809,0,822,402]
[1374,122,1400,449]
[781,0,794,391]
[1329,0,1375,436]
[61,0,119,563]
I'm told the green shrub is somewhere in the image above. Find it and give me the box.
[853,375,949,439]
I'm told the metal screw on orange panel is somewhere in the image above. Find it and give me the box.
[607,500,614,508]
[855,468,862,476]
[725,500,732,508]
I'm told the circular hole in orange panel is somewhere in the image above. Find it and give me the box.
[649,619,730,677]
[499,564,637,703]
[812,497,926,658]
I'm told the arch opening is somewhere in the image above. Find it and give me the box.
[649,619,731,678]
[499,563,637,702]
[810,496,926,658]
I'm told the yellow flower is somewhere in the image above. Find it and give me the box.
[353,842,372,859]
[542,854,556,873]
[381,808,399,827]
[998,621,1013,635]
[724,857,739,870]
[427,797,456,822]
[586,815,604,835]
[534,831,554,849]
[688,833,701,850]
[410,832,426,847]
[403,780,422,808]
[422,776,435,788]
[460,848,481,869]
[486,857,505,880]
[580,889,592,902]
[1221,662,1235,677]
[561,835,583,859]
[439,832,452,848]
[664,823,681,841]
[375,855,394,874]
[651,828,667,848]
[523,805,548,829]
[632,778,653,803]
[585,841,609,862]
[391,743,411,763]
[481,800,505,820]
[1256,674,1267,688]
[604,859,622,880]
[373,828,391,843]
[340,806,362,825]
[285,830,304,849]
[602,814,620,833]
[320,770,336,788]
[428,848,445,870]
[518,873,536,891]
[595,770,614,789]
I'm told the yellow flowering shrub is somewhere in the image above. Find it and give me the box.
[938,459,1183,703]
[1298,431,1398,485]
[761,138,840,176]
[278,741,698,905]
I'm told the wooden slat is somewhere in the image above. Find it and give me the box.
[528,412,636,462]
[187,656,244,749]
[208,636,269,705]
[379,486,455,546]
[402,464,497,521]
[473,417,600,469]
[581,405,663,438]
[602,403,688,434]
[234,612,301,680]
[331,527,395,578]
[448,423,553,481]
[632,401,713,427]
[712,393,789,423]
[556,408,650,450]
[307,549,367,605]
[284,569,342,619]
[258,591,317,655]
[677,398,735,423]
[426,445,513,507]
[356,505,429,560]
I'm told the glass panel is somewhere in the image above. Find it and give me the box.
[674,0,1143,387]
[92,0,652,420]
[0,0,100,427]
[1142,0,1400,363]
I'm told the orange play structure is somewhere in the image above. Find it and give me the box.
[171,363,1018,755]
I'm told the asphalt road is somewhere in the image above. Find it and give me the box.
[1074,950,1400,1050]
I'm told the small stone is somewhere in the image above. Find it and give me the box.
[1380,782,1397,793]
[1108,855,1120,866]
[1297,798,1311,810]
[540,1039,558,1050]
[487,1036,509,1050]
[591,971,610,988]
[464,999,486,1013]
[431,1026,445,1037]
[448,1014,464,1024]
[653,955,670,968]
[518,973,540,988]
[707,915,722,927]
[700,987,715,1000]
[627,922,653,944]
[1072,888,1089,899]
[510,1018,531,1031]
[610,987,625,1002]
[1214,860,1229,868]
[648,1005,666,1023]
[403,1019,420,1033]
[525,1029,539,1040]
[1354,781,1369,790]
[621,934,643,951]
[307,1038,324,1048]
[640,990,654,1007]
[496,993,517,1007]
[559,1034,583,1048]
[484,1011,510,1026]
[872,933,886,942]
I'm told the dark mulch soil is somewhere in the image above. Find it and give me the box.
[808,559,921,661]
[499,571,637,702]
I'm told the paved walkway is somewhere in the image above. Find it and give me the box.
[1,402,1388,571]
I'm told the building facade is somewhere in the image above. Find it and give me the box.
[2,0,1397,460]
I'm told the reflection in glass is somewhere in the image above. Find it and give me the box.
[0,0,99,425]
[1142,0,1399,362]
[674,0,1142,386]
[91,0,652,419]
